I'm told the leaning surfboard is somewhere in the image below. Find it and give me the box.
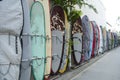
[82,15,91,61]
[30,1,46,80]
[59,11,69,73]
[0,0,23,80]
[91,21,99,56]
[71,17,83,64]
[91,21,97,57]
[106,31,109,50]
[100,26,104,52]
[108,30,111,50]
[113,33,116,47]
[95,23,99,56]
[34,0,52,79]
[102,27,107,51]
[98,26,104,54]
[91,21,95,57]
[89,22,93,59]
[20,0,31,80]
[96,25,100,55]
[111,32,114,49]
[50,6,65,74]
[114,33,118,47]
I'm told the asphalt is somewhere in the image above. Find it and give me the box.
[50,46,120,80]
[71,46,120,80]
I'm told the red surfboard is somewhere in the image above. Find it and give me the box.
[91,21,97,57]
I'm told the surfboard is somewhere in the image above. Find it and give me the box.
[95,23,99,56]
[113,33,115,48]
[115,33,118,47]
[113,33,116,48]
[59,11,69,73]
[104,28,107,51]
[96,25,100,55]
[91,21,96,57]
[50,5,65,74]
[82,15,91,61]
[114,33,116,47]
[20,0,31,80]
[110,32,112,49]
[107,30,111,50]
[0,0,23,80]
[108,30,111,50]
[30,1,46,80]
[91,21,98,57]
[106,30,108,51]
[114,33,118,47]
[111,32,114,49]
[89,22,93,59]
[106,31,109,51]
[98,26,103,54]
[34,0,52,79]
[71,17,83,64]
[100,26,104,52]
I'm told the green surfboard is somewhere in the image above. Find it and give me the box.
[30,1,46,80]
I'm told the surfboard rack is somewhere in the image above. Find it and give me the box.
[21,54,70,66]
[22,57,46,66]
[21,33,52,42]
[31,57,46,66]
[22,59,31,62]
[22,33,46,38]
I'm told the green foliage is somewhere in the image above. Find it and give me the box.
[68,39,73,55]
[52,0,97,23]
[51,0,98,55]
[69,9,82,23]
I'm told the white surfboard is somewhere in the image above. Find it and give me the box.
[98,26,104,54]
[0,0,23,80]
[19,0,31,80]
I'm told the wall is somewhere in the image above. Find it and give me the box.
[81,0,106,27]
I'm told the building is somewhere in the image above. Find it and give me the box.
[81,0,106,27]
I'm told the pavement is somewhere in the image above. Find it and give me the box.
[71,46,120,80]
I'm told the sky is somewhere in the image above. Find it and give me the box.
[101,0,120,32]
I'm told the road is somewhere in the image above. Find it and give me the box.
[71,46,120,80]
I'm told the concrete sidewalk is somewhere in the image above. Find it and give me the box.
[71,47,120,80]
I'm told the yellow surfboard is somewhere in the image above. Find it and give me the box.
[102,27,107,51]
[59,11,70,73]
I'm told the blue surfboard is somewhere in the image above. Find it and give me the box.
[30,1,46,80]
[20,0,31,80]
[82,15,91,61]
